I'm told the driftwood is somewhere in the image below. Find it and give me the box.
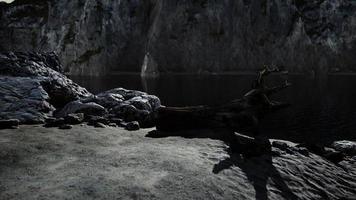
[156,66,291,134]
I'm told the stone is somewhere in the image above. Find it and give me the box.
[94,122,106,128]
[0,77,55,124]
[109,118,123,125]
[0,52,161,127]
[297,143,326,156]
[272,141,289,151]
[87,116,109,126]
[0,52,92,124]
[64,113,84,125]
[108,123,117,127]
[107,92,161,128]
[125,121,140,131]
[0,52,92,108]
[58,124,73,130]
[0,119,19,129]
[90,93,124,108]
[56,101,107,118]
[44,118,65,128]
[331,141,356,156]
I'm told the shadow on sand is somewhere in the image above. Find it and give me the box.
[146,129,298,200]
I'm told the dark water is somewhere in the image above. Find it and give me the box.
[71,74,356,144]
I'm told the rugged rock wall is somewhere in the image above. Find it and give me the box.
[1,0,356,75]
[0,0,150,75]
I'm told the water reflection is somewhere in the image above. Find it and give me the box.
[71,74,356,144]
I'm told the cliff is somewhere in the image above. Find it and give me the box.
[1,0,356,75]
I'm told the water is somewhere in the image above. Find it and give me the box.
[71,74,356,144]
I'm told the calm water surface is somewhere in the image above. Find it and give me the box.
[71,74,356,144]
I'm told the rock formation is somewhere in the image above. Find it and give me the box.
[0,52,161,128]
[1,0,356,75]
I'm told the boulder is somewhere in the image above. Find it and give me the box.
[107,91,161,128]
[87,92,124,109]
[0,52,161,129]
[0,52,92,124]
[94,122,107,128]
[125,121,140,131]
[108,123,117,127]
[87,116,109,126]
[0,77,54,124]
[64,113,84,125]
[0,52,92,108]
[55,101,107,118]
[109,118,124,125]
[58,124,73,130]
[331,141,356,156]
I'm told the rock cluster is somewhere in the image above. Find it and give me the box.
[0,52,161,130]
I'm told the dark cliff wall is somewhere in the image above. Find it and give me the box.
[1,0,356,75]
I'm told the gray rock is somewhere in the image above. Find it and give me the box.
[94,122,106,128]
[64,113,84,125]
[87,116,109,126]
[272,141,289,151]
[111,104,139,122]
[108,123,117,127]
[91,92,124,108]
[0,52,93,124]
[109,118,123,125]
[106,90,161,127]
[339,156,356,172]
[56,101,107,118]
[58,124,73,130]
[0,77,54,124]
[0,52,92,108]
[125,121,140,131]
[0,52,161,126]
[331,141,356,156]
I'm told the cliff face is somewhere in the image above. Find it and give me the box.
[0,0,150,75]
[1,0,356,75]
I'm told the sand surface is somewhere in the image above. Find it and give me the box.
[0,125,355,200]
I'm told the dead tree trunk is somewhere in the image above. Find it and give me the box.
[156,66,291,133]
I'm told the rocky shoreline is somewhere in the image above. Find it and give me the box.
[1,51,355,164]
[0,52,161,130]
[0,52,355,199]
